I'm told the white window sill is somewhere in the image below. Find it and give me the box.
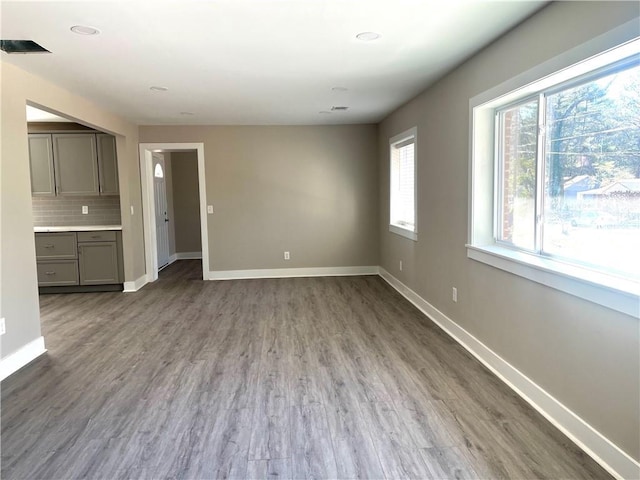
[466,244,639,318]
[390,224,417,241]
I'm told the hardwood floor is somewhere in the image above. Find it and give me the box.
[1,260,610,479]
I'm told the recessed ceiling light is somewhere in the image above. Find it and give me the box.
[180,111,194,116]
[356,32,381,41]
[150,86,169,92]
[70,25,100,35]
[331,87,348,92]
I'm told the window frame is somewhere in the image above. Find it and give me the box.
[389,127,418,241]
[468,24,640,318]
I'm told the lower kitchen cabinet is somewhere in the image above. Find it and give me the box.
[35,230,123,291]
[78,242,119,285]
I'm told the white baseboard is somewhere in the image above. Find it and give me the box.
[168,253,178,265]
[0,336,47,381]
[378,268,639,480]
[123,274,149,293]
[209,265,379,280]
[176,251,202,260]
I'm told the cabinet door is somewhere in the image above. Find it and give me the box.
[78,242,119,285]
[28,134,56,196]
[52,134,99,196]
[96,134,119,195]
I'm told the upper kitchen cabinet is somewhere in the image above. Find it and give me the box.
[52,134,100,196]
[96,134,119,195]
[28,134,56,196]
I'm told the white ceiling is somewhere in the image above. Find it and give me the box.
[2,0,546,125]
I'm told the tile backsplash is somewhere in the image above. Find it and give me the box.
[32,196,121,227]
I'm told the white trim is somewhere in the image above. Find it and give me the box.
[378,268,640,480]
[139,143,209,282]
[467,245,639,318]
[123,274,149,293]
[0,336,46,381]
[175,251,202,260]
[389,224,418,241]
[168,253,178,265]
[209,266,379,280]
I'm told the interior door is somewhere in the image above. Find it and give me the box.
[153,153,170,270]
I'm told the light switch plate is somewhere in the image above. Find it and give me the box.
[207,205,214,214]
[82,205,89,215]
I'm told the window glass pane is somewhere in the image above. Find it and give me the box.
[543,64,640,278]
[390,141,415,230]
[498,100,538,250]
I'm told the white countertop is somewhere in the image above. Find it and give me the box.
[34,225,122,232]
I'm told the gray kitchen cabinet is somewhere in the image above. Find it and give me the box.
[78,241,119,285]
[35,230,122,289]
[52,134,99,196]
[28,134,56,196]
[96,134,119,195]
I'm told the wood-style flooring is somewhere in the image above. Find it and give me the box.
[1,260,610,479]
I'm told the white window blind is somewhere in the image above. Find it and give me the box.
[390,128,417,239]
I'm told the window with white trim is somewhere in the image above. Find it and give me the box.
[470,36,640,317]
[390,127,417,241]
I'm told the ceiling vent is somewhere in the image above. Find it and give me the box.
[0,40,51,54]
[331,106,349,111]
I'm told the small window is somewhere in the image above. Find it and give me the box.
[390,127,417,240]
[154,163,164,178]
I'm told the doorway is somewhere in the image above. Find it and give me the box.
[139,143,208,282]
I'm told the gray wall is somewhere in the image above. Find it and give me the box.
[139,125,379,271]
[1,62,142,362]
[378,1,640,461]
[170,151,201,254]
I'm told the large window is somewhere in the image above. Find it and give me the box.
[389,127,417,240]
[470,34,640,317]
[497,59,639,279]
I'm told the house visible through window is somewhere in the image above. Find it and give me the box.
[389,127,417,241]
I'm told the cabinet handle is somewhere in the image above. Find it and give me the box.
[43,244,54,248]
[45,271,56,275]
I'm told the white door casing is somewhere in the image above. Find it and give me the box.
[153,153,170,270]
[139,143,208,283]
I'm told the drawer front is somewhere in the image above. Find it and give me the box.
[77,231,117,242]
[37,260,79,286]
[35,233,77,259]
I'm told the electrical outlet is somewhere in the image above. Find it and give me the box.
[0,318,5,336]
[284,251,290,260]
[207,205,214,214]
[452,287,458,303]
[399,260,403,271]
[82,205,89,215]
